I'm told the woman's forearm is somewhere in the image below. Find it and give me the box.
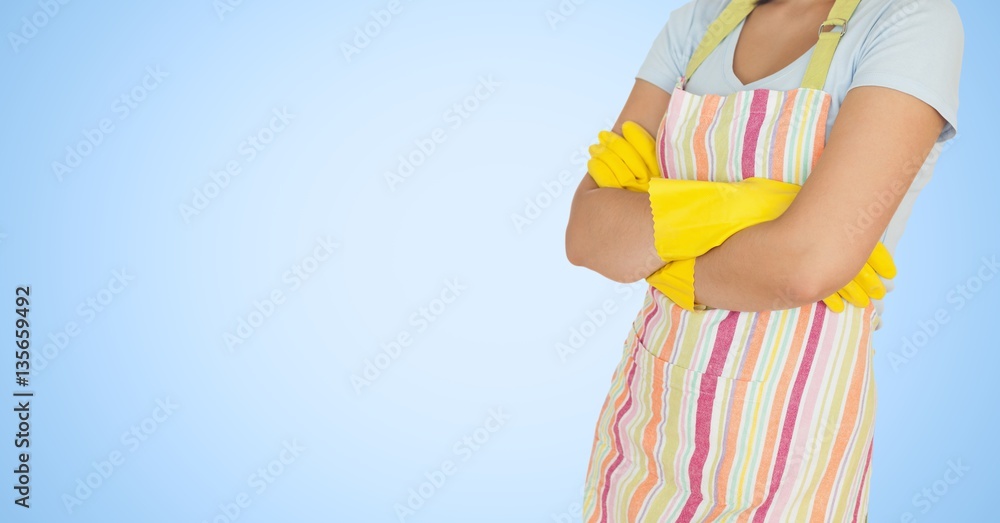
[565,177,665,283]
[565,79,673,283]
[567,175,831,308]
[566,173,820,303]
[692,217,830,312]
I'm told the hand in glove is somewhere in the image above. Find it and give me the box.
[586,121,659,192]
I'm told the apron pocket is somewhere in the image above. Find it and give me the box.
[630,302,766,387]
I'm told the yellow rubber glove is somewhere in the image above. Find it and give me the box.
[648,176,801,262]
[821,242,897,312]
[646,259,700,311]
[586,122,659,192]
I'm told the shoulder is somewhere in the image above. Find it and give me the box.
[839,0,964,76]
[684,0,730,18]
[684,0,731,27]
[655,0,731,57]
[841,0,964,142]
[661,0,730,34]
[852,0,963,45]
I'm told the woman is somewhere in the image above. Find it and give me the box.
[565,0,963,520]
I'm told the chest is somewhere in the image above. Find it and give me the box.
[732,2,837,86]
[654,2,851,184]
[655,86,831,184]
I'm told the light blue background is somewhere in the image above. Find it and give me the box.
[0,1,995,522]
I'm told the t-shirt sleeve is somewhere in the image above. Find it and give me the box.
[635,0,702,92]
[848,0,964,143]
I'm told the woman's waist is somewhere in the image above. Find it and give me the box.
[630,286,877,384]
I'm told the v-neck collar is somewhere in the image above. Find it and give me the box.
[723,18,818,91]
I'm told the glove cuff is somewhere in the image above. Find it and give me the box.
[648,178,735,262]
[648,178,682,263]
[648,177,800,263]
[646,258,701,311]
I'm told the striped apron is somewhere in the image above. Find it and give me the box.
[581,0,878,521]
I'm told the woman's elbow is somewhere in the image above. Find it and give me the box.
[565,225,641,284]
[783,272,836,307]
[786,248,867,306]
[565,221,589,268]
[565,182,599,267]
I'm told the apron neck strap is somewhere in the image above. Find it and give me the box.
[682,0,756,86]
[800,0,863,90]
[681,0,863,90]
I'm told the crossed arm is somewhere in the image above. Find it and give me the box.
[565,78,947,312]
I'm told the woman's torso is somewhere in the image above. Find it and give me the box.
[661,0,948,318]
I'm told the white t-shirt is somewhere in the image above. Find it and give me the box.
[635,0,964,317]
